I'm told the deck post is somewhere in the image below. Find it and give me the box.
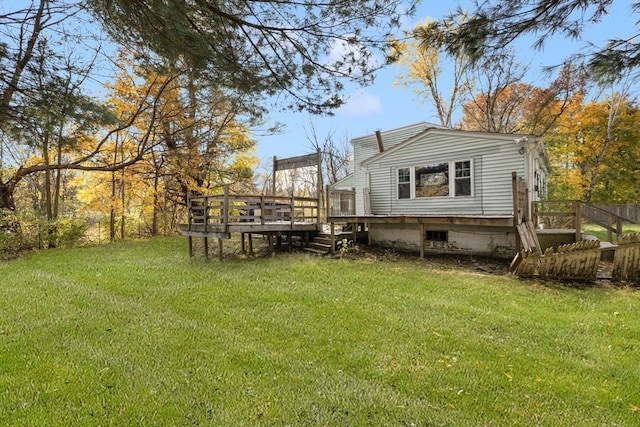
[352,223,357,245]
[241,233,246,254]
[420,222,426,259]
[330,222,335,255]
[325,185,330,223]
[616,216,623,243]
[316,148,322,224]
[290,195,295,229]
[188,236,193,257]
[223,185,230,233]
[248,233,253,254]
[272,156,277,196]
[268,233,274,256]
[512,172,521,252]
[203,237,209,260]
[574,201,582,242]
[218,238,224,262]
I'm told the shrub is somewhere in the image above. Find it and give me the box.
[0,212,88,257]
[0,209,23,258]
[50,218,87,247]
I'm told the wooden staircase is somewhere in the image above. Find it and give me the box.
[303,234,335,255]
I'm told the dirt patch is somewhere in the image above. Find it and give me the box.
[327,242,511,275]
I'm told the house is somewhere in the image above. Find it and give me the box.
[329,122,551,258]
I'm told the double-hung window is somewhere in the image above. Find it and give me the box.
[454,160,471,196]
[397,167,411,199]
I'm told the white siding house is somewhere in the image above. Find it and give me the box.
[332,123,551,258]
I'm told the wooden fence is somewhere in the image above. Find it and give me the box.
[511,232,640,283]
[612,232,640,281]
[592,204,639,224]
[511,240,601,281]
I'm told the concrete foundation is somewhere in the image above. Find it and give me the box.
[369,223,517,259]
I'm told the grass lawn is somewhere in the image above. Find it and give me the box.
[1,237,639,426]
[583,222,640,242]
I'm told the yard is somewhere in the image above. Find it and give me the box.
[1,237,639,426]
[583,222,640,243]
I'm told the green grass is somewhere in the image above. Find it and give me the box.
[583,223,640,242]
[1,237,640,426]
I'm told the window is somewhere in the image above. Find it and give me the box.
[415,163,449,197]
[426,230,448,241]
[397,160,472,199]
[454,160,471,196]
[397,168,410,199]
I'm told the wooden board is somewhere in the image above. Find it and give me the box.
[612,232,640,281]
[516,221,541,251]
[513,240,602,281]
[274,152,320,170]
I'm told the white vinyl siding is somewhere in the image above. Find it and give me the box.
[366,131,526,216]
[352,123,433,214]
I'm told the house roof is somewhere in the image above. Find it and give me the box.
[331,173,354,189]
[350,121,446,146]
[360,127,550,170]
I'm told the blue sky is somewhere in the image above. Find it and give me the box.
[4,0,634,172]
[255,0,637,169]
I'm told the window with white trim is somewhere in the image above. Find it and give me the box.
[454,160,471,196]
[397,167,410,199]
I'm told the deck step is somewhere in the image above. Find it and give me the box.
[303,234,338,255]
[303,247,331,255]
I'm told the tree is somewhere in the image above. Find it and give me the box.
[0,0,163,214]
[545,91,640,203]
[75,52,260,239]
[459,58,585,135]
[304,121,351,186]
[396,18,585,133]
[392,18,472,127]
[416,0,640,80]
[0,62,174,212]
[86,0,419,114]
[0,0,76,209]
[12,37,109,222]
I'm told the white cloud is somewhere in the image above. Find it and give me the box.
[339,90,383,117]
[326,37,382,76]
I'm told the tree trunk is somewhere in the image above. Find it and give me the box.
[43,140,53,220]
[152,168,159,236]
[0,182,14,212]
[120,161,125,239]
[53,126,65,220]
[110,168,116,242]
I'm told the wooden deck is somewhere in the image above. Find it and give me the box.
[327,214,515,227]
[181,187,320,259]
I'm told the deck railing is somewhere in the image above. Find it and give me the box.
[532,200,626,243]
[187,186,320,232]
